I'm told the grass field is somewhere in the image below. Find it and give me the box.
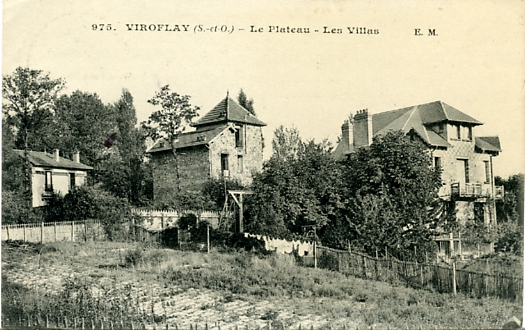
[2,240,522,329]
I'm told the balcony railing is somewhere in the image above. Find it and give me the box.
[450,182,504,200]
[451,182,485,198]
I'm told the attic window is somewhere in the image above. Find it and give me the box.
[159,141,164,148]
[196,135,206,142]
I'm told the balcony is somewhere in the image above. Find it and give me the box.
[450,182,487,199]
[449,182,504,200]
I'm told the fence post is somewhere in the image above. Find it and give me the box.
[71,221,75,242]
[207,225,210,254]
[452,262,457,295]
[23,224,26,242]
[6,225,9,240]
[41,222,44,243]
[54,222,57,241]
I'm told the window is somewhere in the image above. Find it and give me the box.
[434,157,442,170]
[467,127,473,141]
[70,173,76,189]
[237,155,244,173]
[221,154,229,171]
[235,126,244,148]
[484,161,490,183]
[462,159,470,183]
[45,171,53,191]
[455,125,461,139]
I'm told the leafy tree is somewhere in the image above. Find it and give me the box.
[246,129,341,239]
[141,85,200,193]
[100,90,148,204]
[495,174,524,223]
[52,90,115,167]
[338,130,443,259]
[271,125,304,161]
[237,89,255,116]
[2,67,65,207]
[2,67,65,150]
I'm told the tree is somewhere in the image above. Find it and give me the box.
[338,131,443,259]
[237,89,255,116]
[246,128,341,239]
[2,67,65,208]
[271,125,304,161]
[141,85,200,193]
[495,174,524,223]
[101,89,148,204]
[52,90,115,167]
[2,67,65,150]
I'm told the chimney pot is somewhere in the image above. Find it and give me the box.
[54,149,60,162]
[73,151,80,163]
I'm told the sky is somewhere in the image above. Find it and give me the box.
[3,0,524,177]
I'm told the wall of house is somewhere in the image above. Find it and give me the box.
[208,125,264,186]
[32,167,88,207]
[150,146,210,200]
[434,124,495,224]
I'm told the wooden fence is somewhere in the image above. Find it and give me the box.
[1,220,103,243]
[316,246,522,302]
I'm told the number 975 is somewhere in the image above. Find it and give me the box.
[92,24,113,31]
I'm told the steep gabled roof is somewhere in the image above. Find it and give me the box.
[192,96,267,127]
[147,124,231,153]
[372,103,451,148]
[13,150,93,170]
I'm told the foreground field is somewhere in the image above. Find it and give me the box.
[2,241,522,329]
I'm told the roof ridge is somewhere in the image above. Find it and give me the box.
[401,107,417,131]
[439,100,448,119]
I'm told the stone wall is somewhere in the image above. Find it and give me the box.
[209,125,264,186]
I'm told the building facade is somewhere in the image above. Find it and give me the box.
[13,149,93,207]
[333,101,503,256]
[147,95,266,200]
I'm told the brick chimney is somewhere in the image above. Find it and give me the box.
[353,109,373,148]
[54,149,60,162]
[341,115,354,154]
[73,151,80,163]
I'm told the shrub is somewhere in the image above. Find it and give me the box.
[124,247,144,266]
[42,185,134,241]
[2,190,44,224]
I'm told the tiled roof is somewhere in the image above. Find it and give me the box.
[419,101,483,125]
[147,125,231,153]
[192,96,267,127]
[13,150,93,170]
[372,104,452,148]
[475,136,501,152]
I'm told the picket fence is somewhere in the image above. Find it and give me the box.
[316,246,522,302]
[1,220,103,243]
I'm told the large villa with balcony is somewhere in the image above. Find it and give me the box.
[333,101,503,257]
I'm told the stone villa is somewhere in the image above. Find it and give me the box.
[333,101,503,256]
[147,94,266,199]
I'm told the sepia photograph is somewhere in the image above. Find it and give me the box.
[2,0,524,329]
